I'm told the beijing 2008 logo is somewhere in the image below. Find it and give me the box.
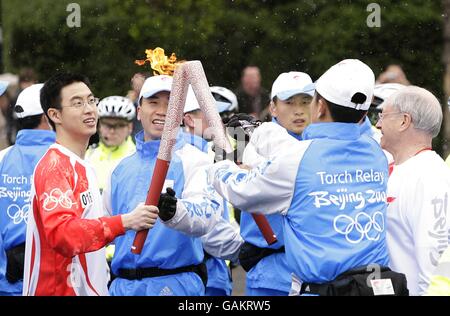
[7,204,29,224]
[333,211,384,244]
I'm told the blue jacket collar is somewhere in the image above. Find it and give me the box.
[360,117,374,137]
[272,118,303,141]
[302,122,361,141]
[15,129,55,146]
[182,131,208,153]
[135,130,186,159]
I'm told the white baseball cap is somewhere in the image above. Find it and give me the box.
[14,83,45,119]
[315,59,375,111]
[0,81,8,96]
[271,72,315,101]
[183,86,201,114]
[210,86,238,113]
[138,75,173,104]
[373,83,406,110]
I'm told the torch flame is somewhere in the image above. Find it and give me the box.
[135,47,183,76]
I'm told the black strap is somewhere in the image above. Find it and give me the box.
[238,241,285,272]
[203,250,213,261]
[117,263,208,287]
[6,243,25,284]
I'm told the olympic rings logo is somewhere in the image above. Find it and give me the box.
[7,204,29,225]
[43,188,76,211]
[333,211,384,244]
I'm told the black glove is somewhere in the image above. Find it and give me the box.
[227,113,262,136]
[158,188,177,221]
[220,113,262,164]
[227,113,261,144]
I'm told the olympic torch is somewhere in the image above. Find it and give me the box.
[131,53,276,254]
[185,64,277,246]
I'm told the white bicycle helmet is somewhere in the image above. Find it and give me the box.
[97,96,136,121]
[210,86,238,113]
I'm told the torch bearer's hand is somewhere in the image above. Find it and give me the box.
[122,203,159,231]
[227,113,262,139]
[212,146,230,163]
[158,188,178,221]
[214,113,262,164]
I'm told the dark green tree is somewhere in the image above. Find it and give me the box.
[2,0,445,153]
[2,0,443,94]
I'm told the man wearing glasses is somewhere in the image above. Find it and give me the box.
[22,73,159,296]
[376,86,450,296]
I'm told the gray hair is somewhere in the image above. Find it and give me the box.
[388,86,443,138]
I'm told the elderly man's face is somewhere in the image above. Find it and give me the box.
[376,103,405,152]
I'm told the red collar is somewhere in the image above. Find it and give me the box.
[415,147,432,156]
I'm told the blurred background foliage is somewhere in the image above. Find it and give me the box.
[1,0,443,96]
[1,0,446,152]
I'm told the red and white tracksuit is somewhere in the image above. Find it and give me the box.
[23,144,124,296]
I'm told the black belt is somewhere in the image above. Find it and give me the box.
[238,241,285,272]
[300,265,409,296]
[117,263,207,287]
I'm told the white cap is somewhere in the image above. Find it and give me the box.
[315,59,375,111]
[271,72,315,101]
[0,81,8,96]
[0,73,18,87]
[138,75,173,103]
[373,83,406,110]
[183,86,201,113]
[14,83,45,119]
[210,86,238,113]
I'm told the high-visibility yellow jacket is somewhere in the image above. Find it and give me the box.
[427,247,450,296]
[86,137,136,192]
